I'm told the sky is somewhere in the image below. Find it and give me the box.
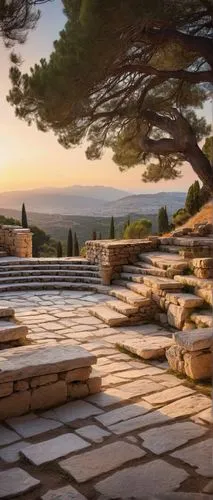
[0,1,212,194]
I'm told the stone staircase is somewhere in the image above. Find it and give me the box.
[89,244,213,330]
[0,258,103,293]
[0,247,7,258]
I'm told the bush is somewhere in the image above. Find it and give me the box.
[80,246,86,257]
[172,208,190,227]
[123,218,152,239]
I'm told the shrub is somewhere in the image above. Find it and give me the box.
[123,218,152,239]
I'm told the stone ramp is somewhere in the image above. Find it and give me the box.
[0,342,101,419]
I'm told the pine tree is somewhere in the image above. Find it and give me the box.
[21,203,28,228]
[92,230,97,240]
[158,206,169,234]
[67,228,73,257]
[74,232,79,256]
[109,216,115,239]
[57,241,63,258]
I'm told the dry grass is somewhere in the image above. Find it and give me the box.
[181,201,213,229]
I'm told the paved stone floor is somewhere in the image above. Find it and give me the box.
[0,290,212,499]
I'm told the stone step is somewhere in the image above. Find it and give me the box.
[125,282,151,298]
[0,251,7,258]
[139,252,188,271]
[0,307,14,319]
[143,276,184,291]
[105,300,139,316]
[117,335,173,360]
[0,275,101,285]
[134,263,168,277]
[190,311,213,328]
[0,282,109,293]
[174,327,213,351]
[0,321,28,343]
[0,269,100,278]
[159,245,181,254]
[165,292,204,309]
[121,272,144,283]
[174,274,213,290]
[89,304,127,326]
[0,258,90,266]
[0,263,99,271]
[109,286,152,307]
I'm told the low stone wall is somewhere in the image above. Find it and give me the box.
[0,225,32,258]
[166,328,212,380]
[86,238,159,283]
[191,257,213,279]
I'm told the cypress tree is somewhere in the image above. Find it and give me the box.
[163,206,169,232]
[57,241,63,258]
[109,216,115,239]
[185,184,195,215]
[92,230,97,240]
[22,203,28,228]
[158,207,166,234]
[74,232,79,256]
[185,182,201,215]
[193,180,201,213]
[67,228,73,257]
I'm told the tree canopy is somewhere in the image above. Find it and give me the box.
[0,0,49,46]
[7,0,213,191]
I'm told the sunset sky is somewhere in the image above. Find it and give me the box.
[0,1,212,193]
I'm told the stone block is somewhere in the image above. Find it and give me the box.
[174,328,213,351]
[67,382,89,399]
[14,380,29,392]
[167,303,190,329]
[0,382,13,398]
[184,351,212,380]
[30,373,58,387]
[87,374,102,394]
[166,345,185,374]
[31,380,67,410]
[61,367,91,383]
[0,391,30,420]
[0,468,40,498]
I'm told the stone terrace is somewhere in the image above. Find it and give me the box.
[0,290,212,499]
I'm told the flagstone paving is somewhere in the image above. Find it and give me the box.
[0,290,211,499]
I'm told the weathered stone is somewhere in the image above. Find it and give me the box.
[0,441,31,463]
[68,382,89,399]
[161,394,211,418]
[42,400,103,423]
[166,345,185,374]
[167,304,190,329]
[191,312,213,327]
[59,441,145,483]
[31,380,67,410]
[0,391,30,420]
[95,460,188,498]
[76,425,111,443]
[96,401,152,427]
[184,351,212,380]
[144,385,195,406]
[41,485,87,500]
[191,407,212,425]
[0,382,13,398]
[0,468,40,499]
[0,321,27,343]
[14,380,29,392]
[166,292,203,308]
[87,374,102,394]
[30,373,58,387]
[172,439,213,477]
[139,422,207,454]
[60,367,91,382]
[7,413,62,438]
[87,391,123,407]
[109,410,169,435]
[0,424,20,446]
[117,336,173,360]
[0,343,96,383]
[21,433,90,465]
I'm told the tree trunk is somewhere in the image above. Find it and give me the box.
[186,144,213,194]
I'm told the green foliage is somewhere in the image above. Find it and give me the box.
[123,215,130,235]
[203,136,213,165]
[172,208,190,227]
[123,218,152,239]
[80,245,86,257]
[21,203,28,228]
[31,225,57,257]
[67,228,73,256]
[74,232,80,256]
[57,241,63,258]
[158,206,169,234]
[109,216,115,239]
[7,0,213,190]
[185,181,202,216]
[0,215,20,226]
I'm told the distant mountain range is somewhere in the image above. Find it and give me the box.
[0,186,186,216]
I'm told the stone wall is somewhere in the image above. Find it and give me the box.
[0,226,32,258]
[86,238,159,284]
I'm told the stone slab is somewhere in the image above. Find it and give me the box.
[0,424,20,446]
[172,439,213,477]
[76,425,111,443]
[174,328,213,351]
[0,441,31,463]
[0,342,96,383]
[59,441,145,483]
[109,410,170,435]
[7,412,63,437]
[139,421,207,454]
[143,385,195,406]
[21,433,90,465]
[0,467,40,499]
[95,459,188,498]
[96,401,152,427]
[41,485,87,500]
[191,407,213,425]
[117,336,173,360]
[42,400,103,423]
[166,292,203,308]
[31,380,67,410]
[161,394,211,419]
[0,322,27,343]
